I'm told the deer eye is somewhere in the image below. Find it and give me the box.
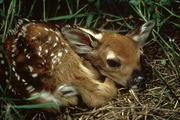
[107,59,121,68]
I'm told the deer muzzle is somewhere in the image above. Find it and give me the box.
[127,69,146,90]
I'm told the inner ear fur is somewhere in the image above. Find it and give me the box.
[126,19,156,47]
[61,26,101,54]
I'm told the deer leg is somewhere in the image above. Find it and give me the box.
[74,77,117,108]
[58,84,78,97]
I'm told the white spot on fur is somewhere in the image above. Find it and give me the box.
[6,79,9,83]
[15,73,20,81]
[26,54,30,59]
[12,48,16,53]
[5,71,8,75]
[55,31,60,36]
[38,46,42,51]
[45,49,48,54]
[14,38,18,42]
[29,87,35,92]
[46,36,52,43]
[11,54,15,57]
[51,65,54,70]
[55,36,59,42]
[53,43,57,47]
[49,28,53,32]
[43,59,47,63]
[18,19,23,25]
[38,32,41,35]
[44,28,49,31]
[17,32,23,37]
[28,65,34,72]
[1,60,4,64]
[31,36,36,40]
[15,72,18,77]
[13,38,18,44]
[26,85,35,92]
[64,49,68,53]
[24,82,28,85]
[24,18,30,22]
[52,60,56,64]
[12,88,15,93]
[38,51,42,57]
[12,45,16,53]
[24,48,27,52]
[21,24,28,33]
[12,44,16,49]
[58,52,62,57]
[12,67,15,72]
[17,74,20,81]
[12,61,16,66]
[52,58,57,64]
[8,85,12,89]
[41,61,45,65]
[55,24,60,28]
[32,73,38,78]
[50,53,54,57]
[26,85,33,91]
[22,79,26,83]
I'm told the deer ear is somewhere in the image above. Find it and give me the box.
[126,19,156,47]
[61,25,102,54]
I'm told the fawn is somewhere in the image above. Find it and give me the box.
[0,19,155,113]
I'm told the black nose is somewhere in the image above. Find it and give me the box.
[128,69,146,90]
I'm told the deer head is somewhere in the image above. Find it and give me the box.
[62,20,156,90]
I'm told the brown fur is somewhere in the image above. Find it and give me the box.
[84,33,141,86]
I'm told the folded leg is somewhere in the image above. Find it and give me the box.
[58,84,78,97]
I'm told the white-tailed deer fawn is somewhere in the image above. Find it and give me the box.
[0,19,155,113]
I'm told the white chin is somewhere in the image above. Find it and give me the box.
[131,85,138,89]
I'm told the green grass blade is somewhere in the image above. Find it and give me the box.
[85,13,94,26]
[11,103,57,109]
[169,39,180,82]
[27,0,37,18]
